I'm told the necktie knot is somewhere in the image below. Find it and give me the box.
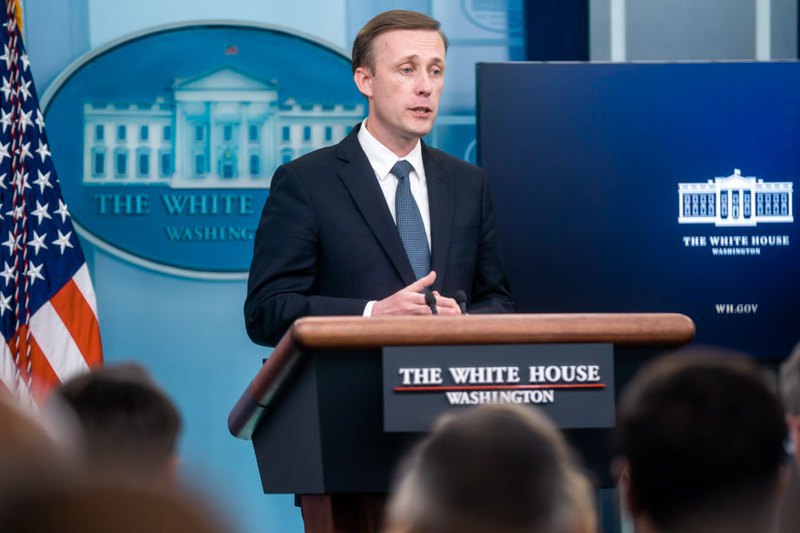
[391,160,414,181]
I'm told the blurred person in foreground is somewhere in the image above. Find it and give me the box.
[384,403,596,533]
[52,362,182,485]
[781,341,800,466]
[0,395,76,497]
[779,341,800,533]
[0,478,229,533]
[615,349,788,533]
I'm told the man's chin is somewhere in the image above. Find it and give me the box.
[409,119,436,138]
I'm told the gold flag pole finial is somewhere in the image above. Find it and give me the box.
[6,0,22,30]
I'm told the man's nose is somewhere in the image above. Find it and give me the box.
[415,72,433,95]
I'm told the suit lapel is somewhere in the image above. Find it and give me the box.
[423,144,454,292]
[336,127,417,286]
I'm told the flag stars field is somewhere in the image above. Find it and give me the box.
[33,169,51,193]
[54,200,69,223]
[2,232,19,253]
[0,293,11,316]
[13,169,29,190]
[27,230,47,255]
[0,107,10,132]
[52,230,72,254]
[25,261,44,285]
[31,200,51,224]
[34,140,49,162]
[6,204,21,220]
[18,139,32,159]
[0,261,13,285]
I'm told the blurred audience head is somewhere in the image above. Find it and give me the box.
[384,403,595,533]
[0,395,75,497]
[780,341,800,466]
[616,348,787,533]
[53,362,182,484]
[0,479,229,533]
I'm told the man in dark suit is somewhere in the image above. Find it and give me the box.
[245,10,515,347]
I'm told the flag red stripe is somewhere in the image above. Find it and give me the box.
[8,325,60,403]
[49,278,103,368]
[29,334,61,403]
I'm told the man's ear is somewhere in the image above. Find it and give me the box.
[354,66,373,99]
[787,413,800,458]
[612,457,638,515]
[165,454,181,485]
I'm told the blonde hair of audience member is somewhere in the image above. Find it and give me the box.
[564,468,597,533]
[384,404,596,533]
[780,341,800,466]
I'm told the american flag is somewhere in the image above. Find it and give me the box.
[0,0,102,407]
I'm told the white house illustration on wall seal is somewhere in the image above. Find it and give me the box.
[82,67,364,189]
[678,168,794,227]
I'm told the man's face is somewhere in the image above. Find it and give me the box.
[354,29,446,156]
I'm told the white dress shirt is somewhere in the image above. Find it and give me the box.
[357,121,432,247]
[357,121,432,316]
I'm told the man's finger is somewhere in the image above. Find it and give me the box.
[406,270,436,292]
[436,296,459,308]
[435,297,461,314]
[408,292,428,306]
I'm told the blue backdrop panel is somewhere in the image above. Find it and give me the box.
[478,62,799,359]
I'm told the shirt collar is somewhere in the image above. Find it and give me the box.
[358,120,424,182]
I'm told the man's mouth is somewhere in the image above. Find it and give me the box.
[410,106,433,115]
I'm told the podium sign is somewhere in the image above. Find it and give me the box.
[382,343,615,432]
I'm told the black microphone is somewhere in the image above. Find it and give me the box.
[454,290,468,315]
[424,292,438,315]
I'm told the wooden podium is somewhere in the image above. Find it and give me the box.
[229,313,694,533]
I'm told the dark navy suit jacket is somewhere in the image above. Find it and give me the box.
[245,124,515,346]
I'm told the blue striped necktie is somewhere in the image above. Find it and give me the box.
[391,160,430,280]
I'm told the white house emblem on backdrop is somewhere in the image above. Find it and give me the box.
[82,67,363,190]
[678,169,794,227]
[45,23,365,276]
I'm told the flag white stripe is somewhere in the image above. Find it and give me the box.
[30,301,90,382]
[71,263,98,319]
[0,332,18,394]
[14,378,36,411]
[0,332,35,407]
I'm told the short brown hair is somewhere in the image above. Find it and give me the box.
[57,363,181,480]
[351,10,448,74]
[616,349,786,530]
[385,404,591,533]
